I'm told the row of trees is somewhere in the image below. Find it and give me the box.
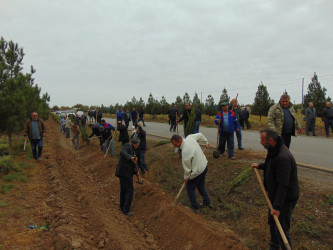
[55,74,330,120]
[0,37,50,152]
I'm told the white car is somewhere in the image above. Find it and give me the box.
[76,111,84,117]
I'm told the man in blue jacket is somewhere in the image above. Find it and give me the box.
[116,107,124,123]
[214,102,240,160]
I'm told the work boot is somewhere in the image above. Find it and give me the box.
[229,157,235,160]
[123,212,135,216]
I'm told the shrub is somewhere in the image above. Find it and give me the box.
[0,156,18,174]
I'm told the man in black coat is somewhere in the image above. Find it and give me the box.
[178,103,191,130]
[117,121,129,146]
[115,138,140,216]
[88,123,103,146]
[169,105,180,132]
[131,122,148,176]
[252,128,299,250]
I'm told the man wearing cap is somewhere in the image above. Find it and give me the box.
[214,102,240,160]
[24,112,46,161]
[115,138,140,216]
[88,123,103,147]
[117,121,129,146]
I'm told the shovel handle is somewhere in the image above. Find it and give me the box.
[172,182,186,206]
[253,168,291,250]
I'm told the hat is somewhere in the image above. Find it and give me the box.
[221,102,228,106]
[131,138,140,144]
[101,119,105,123]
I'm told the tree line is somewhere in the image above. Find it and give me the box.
[55,74,331,120]
[0,37,50,151]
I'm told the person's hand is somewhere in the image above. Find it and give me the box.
[271,209,280,218]
[184,179,188,184]
[205,144,210,149]
[43,133,46,137]
[131,157,138,164]
[217,119,221,123]
[251,163,259,169]
[236,129,239,131]
[298,128,302,134]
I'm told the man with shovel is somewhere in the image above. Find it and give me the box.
[171,133,211,214]
[252,128,299,250]
[115,138,140,216]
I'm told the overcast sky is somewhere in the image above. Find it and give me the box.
[1,0,332,107]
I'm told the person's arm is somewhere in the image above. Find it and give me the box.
[192,133,208,146]
[267,106,277,131]
[182,149,194,180]
[214,113,220,125]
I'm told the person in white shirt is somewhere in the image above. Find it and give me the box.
[171,133,211,213]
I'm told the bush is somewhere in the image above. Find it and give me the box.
[80,125,89,144]
[0,156,18,174]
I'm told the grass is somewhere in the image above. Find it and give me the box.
[0,184,13,194]
[143,140,333,249]
[0,199,8,207]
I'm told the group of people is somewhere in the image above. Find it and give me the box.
[115,106,146,129]
[24,96,332,249]
[304,101,333,137]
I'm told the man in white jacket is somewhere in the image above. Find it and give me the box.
[171,133,211,213]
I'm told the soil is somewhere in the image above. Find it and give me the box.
[0,119,247,249]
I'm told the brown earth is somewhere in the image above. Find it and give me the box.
[0,119,247,249]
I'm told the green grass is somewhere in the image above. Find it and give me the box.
[153,141,170,147]
[0,184,14,194]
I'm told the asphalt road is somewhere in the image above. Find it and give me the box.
[104,118,332,170]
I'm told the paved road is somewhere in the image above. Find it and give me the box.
[105,118,333,169]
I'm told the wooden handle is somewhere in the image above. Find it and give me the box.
[104,131,116,158]
[172,182,186,205]
[23,139,27,151]
[253,168,291,250]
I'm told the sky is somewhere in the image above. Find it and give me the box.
[1,0,332,107]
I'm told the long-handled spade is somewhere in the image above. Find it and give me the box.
[103,130,116,160]
[172,147,207,206]
[213,119,221,158]
[23,138,27,151]
[253,168,291,250]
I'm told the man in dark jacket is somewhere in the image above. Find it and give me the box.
[101,120,116,156]
[169,105,180,132]
[131,122,148,175]
[305,102,316,136]
[97,110,103,124]
[322,101,333,137]
[240,107,250,130]
[252,128,299,250]
[229,99,244,150]
[88,123,103,146]
[115,138,140,216]
[131,107,139,129]
[123,108,131,129]
[138,106,146,127]
[117,121,129,146]
[24,112,46,161]
[178,103,191,130]
[193,104,202,134]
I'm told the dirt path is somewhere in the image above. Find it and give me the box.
[1,119,246,249]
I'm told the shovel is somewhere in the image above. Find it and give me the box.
[254,168,291,250]
[135,163,143,184]
[172,182,186,206]
[213,119,221,158]
[23,138,27,151]
[103,130,116,159]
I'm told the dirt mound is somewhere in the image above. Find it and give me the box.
[0,119,246,249]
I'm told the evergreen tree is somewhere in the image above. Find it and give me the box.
[175,95,183,113]
[303,72,331,117]
[192,92,201,105]
[204,94,216,119]
[146,93,155,117]
[218,88,230,106]
[0,37,50,153]
[251,82,274,122]
[183,92,191,105]
[159,95,169,114]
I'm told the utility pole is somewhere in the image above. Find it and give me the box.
[301,78,304,122]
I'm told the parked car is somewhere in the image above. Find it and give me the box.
[76,111,84,117]
[55,111,61,114]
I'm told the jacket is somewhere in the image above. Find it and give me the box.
[115,143,137,178]
[24,118,46,140]
[258,138,300,210]
[178,108,191,128]
[240,108,249,121]
[322,107,333,121]
[267,103,301,136]
[214,110,240,134]
[305,107,316,121]
[116,110,124,120]
[89,124,102,138]
[132,126,146,151]
[180,133,208,180]
[194,108,202,122]
[117,123,129,142]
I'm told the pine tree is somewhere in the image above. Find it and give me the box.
[192,92,201,105]
[175,95,183,113]
[159,95,169,114]
[146,93,155,118]
[0,37,50,153]
[303,72,331,117]
[183,92,191,105]
[204,94,216,120]
[218,88,230,106]
[251,82,274,123]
